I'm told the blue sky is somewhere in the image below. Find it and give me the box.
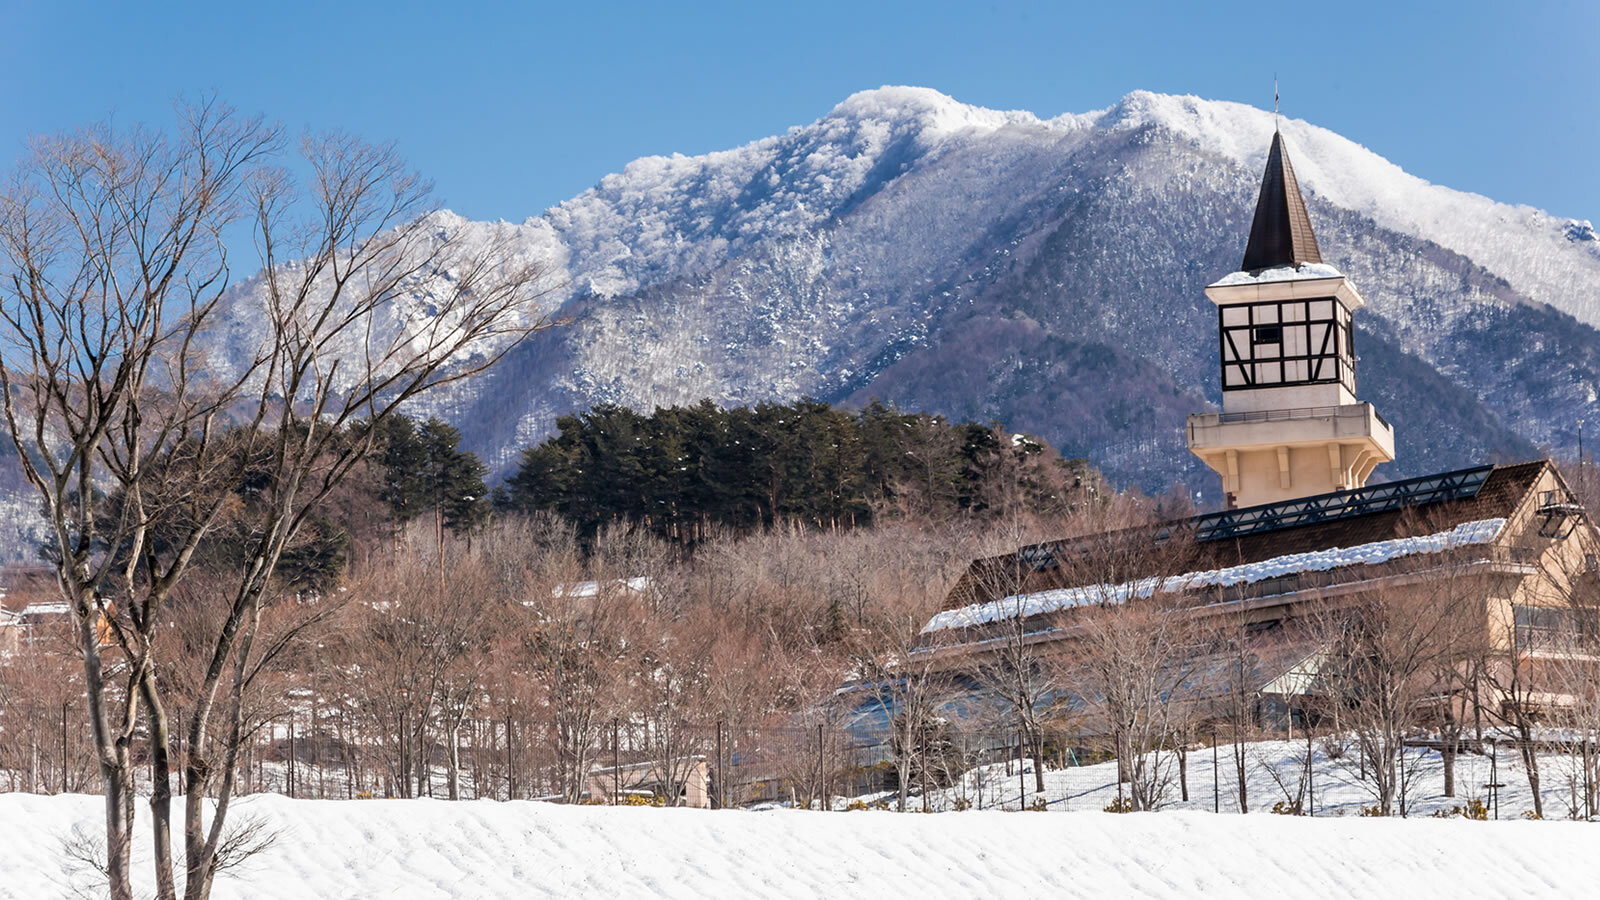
[4,0,1595,222]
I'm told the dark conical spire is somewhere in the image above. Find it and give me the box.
[1241,131,1322,272]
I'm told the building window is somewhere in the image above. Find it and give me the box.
[1513,604,1591,651]
[1252,324,1282,345]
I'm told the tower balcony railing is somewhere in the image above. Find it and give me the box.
[1187,401,1395,462]
[1216,405,1366,425]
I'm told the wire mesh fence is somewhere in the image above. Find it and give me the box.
[0,696,1114,810]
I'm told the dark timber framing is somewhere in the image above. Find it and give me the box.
[1218,296,1355,393]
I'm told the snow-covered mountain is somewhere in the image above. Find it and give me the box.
[254,87,1600,495]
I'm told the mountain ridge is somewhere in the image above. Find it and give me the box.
[220,87,1599,495]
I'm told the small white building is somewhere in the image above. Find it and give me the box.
[586,756,712,809]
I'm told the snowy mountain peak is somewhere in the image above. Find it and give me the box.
[194,85,1600,500]
[826,85,1051,137]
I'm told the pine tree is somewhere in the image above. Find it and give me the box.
[499,397,1088,543]
[375,415,428,533]
[416,418,491,541]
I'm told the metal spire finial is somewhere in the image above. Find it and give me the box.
[1273,76,1280,131]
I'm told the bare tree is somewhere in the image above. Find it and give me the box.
[508,519,636,803]
[0,102,278,899]
[185,126,552,900]
[963,513,1067,797]
[1067,590,1198,811]
[0,624,94,793]
[1027,500,1200,811]
[1312,558,1480,817]
[338,539,494,801]
[848,590,953,811]
[1543,526,1600,818]
[1478,560,1579,820]
[1203,606,1261,814]
[970,596,1060,796]
[0,100,555,900]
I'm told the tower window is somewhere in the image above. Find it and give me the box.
[1219,297,1355,392]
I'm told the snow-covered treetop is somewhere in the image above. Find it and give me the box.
[521,85,1599,322]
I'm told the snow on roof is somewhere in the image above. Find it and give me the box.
[20,601,71,617]
[922,518,1506,634]
[553,577,653,599]
[1210,263,1344,287]
[589,754,706,775]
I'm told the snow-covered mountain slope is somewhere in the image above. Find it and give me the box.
[1105,91,1600,323]
[534,87,1599,323]
[220,87,1599,494]
[200,211,568,393]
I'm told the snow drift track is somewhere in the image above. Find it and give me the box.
[4,794,1597,899]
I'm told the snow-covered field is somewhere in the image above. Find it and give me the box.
[3,791,1598,899]
[881,735,1586,821]
[6,738,1600,898]
[4,735,1596,898]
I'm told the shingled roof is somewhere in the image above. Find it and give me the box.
[1241,131,1323,272]
[941,460,1553,615]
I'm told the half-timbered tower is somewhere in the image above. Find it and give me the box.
[1187,130,1395,509]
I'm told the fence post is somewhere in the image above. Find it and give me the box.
[1018,729,1026,810]
[1490,742,1499,820]
[1212,728,1219,814]
[817,723,825,811]
[288,714,296,799]
[716,720,725,809]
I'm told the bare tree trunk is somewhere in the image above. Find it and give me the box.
[181,590,268,900]
[446,723,461,801]
[1179,745,1189,803]
[1031,728,1046,795]
[1232,720,1248,814]
[414,712,430,798]
[397,708,411,799]
[78,595,138,900]
[105,756,137,900]
[141,673,179,900]
[1442,742,1457,798]
[1520,735,1544,818]
[897,748,910,813]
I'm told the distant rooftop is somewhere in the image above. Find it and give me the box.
[924,517,1506,634]
[937,460,1553,622]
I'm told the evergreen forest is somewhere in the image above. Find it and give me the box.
[497,399,1098,543]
